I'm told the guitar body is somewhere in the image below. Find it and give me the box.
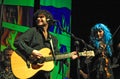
[11,48,54,79]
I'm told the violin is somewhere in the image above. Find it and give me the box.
[104,57,111,78]
[99,41,111,78]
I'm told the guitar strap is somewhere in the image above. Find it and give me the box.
[49,37,56,61]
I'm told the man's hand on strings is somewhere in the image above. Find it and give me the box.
[71,51,78,59]
[32,50,43,59]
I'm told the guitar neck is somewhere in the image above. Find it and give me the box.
[44,51,94,61]
[45,53,71,61]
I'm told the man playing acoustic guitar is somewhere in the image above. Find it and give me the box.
[13,9,78,79]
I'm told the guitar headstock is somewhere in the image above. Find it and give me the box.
[80,50,95,57]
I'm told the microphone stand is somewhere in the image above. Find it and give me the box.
[0,0,3,31]
[74,40,81,79]
[56,20,94,50]
[56,20,95,79]
[0,0,4,50]
[0,0,4,37]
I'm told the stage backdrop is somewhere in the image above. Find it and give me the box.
[1,0,72,79]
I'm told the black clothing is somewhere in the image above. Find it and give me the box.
[14,27,59,79]
[14,27,59,56]
[88,46,114,79]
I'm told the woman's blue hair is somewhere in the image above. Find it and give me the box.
[90,23,112,56]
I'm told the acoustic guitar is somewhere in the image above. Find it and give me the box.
[11,48,94,79]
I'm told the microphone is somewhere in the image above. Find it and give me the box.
[74,41,80,47]
[47,19,58,23]
[74,41,80,58]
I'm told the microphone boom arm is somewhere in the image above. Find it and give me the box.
[57,21,94,50]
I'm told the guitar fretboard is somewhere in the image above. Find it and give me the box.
[44,53,71,61]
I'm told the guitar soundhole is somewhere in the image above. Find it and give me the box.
[32,64,43,69]
[31,57,45,69]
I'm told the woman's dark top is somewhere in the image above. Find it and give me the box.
[89,42,114,79]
